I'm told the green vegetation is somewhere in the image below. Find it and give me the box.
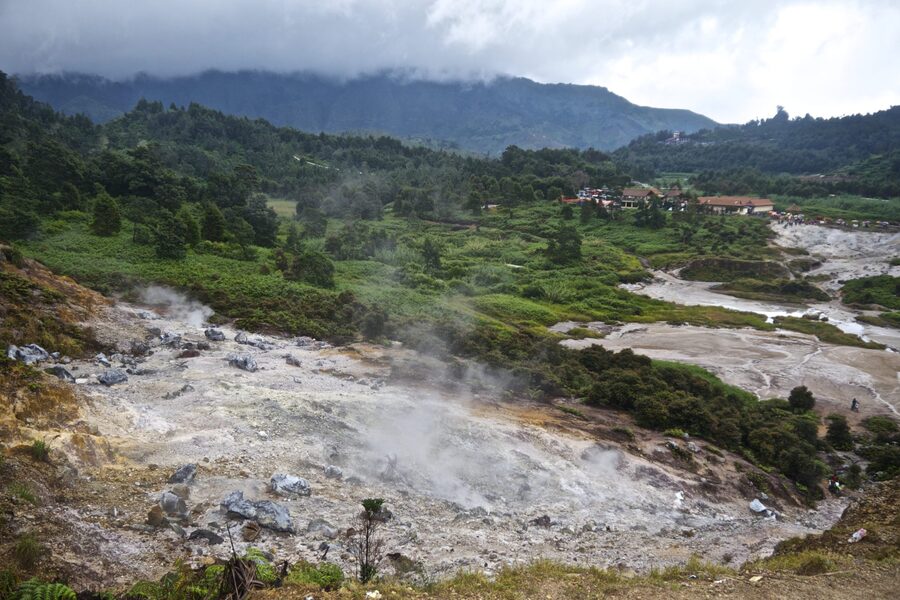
[841,275,900,309]
[679,257,786,282]
[11,579,76,600]
[7,482,39,505]
[27,440,49,462]
[13,533,43,570]
[285,562,344,590]
[615,105,900,200]
[773,316,885,349]
[713,278,829,303]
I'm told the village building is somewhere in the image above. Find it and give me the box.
[697,196,774,215]
[620,186,662,209]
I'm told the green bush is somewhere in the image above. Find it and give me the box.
[244,548,278,584]
[286,561,344,590]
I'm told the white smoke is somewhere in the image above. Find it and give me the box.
[138,285,213,329]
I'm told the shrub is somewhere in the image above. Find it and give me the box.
[243,548,277,584]
[862,415,898,438]
[788,385,815,412]
[13,533,44,570]
[90,188,121,237]
[286,249,335,288]
[825,414,853,450]
[28,439,49,462]
[286,562,344,591]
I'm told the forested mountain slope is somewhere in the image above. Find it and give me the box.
[15,70,716,154]
[614,107,900,198]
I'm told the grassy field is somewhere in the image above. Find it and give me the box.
[772,194,900,221]
[266,197,298,218]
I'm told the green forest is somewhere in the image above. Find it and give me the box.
[1,71,897,496]
[615,106,900,200]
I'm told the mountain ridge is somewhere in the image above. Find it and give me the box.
[14,70,717,154]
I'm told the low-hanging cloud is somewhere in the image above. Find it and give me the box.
[1,0,898,122]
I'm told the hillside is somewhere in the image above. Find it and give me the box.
[614,107,900,199]
[15,70,717,154]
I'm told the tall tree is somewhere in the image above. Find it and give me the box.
[90,186,122,236]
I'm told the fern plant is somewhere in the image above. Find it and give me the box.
[14,578,76,600]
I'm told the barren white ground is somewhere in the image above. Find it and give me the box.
[62,302,843,584]
[607,224,900,417]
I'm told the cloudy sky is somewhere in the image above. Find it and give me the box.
[1,0,898,123]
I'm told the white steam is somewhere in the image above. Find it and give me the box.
[138,286,213,329]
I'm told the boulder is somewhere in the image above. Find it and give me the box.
[235,331,250,344]
[188,528,224,545]
[95,353,111,367]
[205,328,226,341]
[44,365,75,383]
[97,369,128,386]
[8,344,51,365]
[307,518,339,539]
[221,491,294,533]
[196,341,211,351]
[227,353,258,372]
[529,515,552,528]
[270,473,311,497]
[160,332,182,347]
[130,340,151,356]
[168,463,198,484]
[160,491,188,517]
[323,465,343,479]
[285,355,302,367]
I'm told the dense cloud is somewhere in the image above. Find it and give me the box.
[1,0,898,122]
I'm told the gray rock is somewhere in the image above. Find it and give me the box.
[323,465,343,479]
[196,341,211,351]
[270,473,311,497]
[307,518,339,539]
[164,384,195,399]
[95,353,111,367]
[285,355,302,367]
[130,340,151,356]
[687,441,701,453]
[227,353,258,372]
[168,463,198,484]
[205,328,226,341]
[44,365,75,383]
[160,332,182,347]
[188,528,224,545]
[160,491,188,517]
[221,491,294,533]
[235,331,273,350]
[7,344,51,365]
[97,369,128,386]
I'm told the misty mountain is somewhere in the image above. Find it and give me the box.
[15,71,717,155]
